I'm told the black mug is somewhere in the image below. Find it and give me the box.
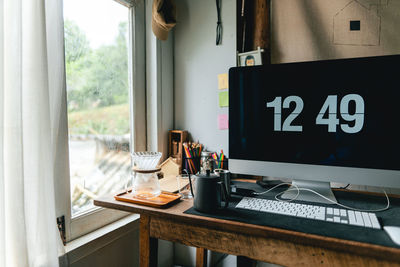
[214,169,231,199]
[192,170,229,213]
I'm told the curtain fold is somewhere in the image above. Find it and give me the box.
[1,0,66,266]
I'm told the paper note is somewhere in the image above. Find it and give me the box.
[218,73,228,90]
[219,91,229,107]
[218,114,229,130]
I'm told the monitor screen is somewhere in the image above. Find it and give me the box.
[229,55,400,188]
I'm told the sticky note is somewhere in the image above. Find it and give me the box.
[218,73,228,90]
[219,91,229,107]
[218,114,229,130]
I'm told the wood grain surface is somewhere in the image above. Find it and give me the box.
[94,191,400,266]
[195,247,207,267]
[114,191,180,208]
[139,214,158,267]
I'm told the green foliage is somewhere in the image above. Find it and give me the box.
[64,20,130,135]
[68,104,130,135]
[64,20,90,63]
[65,20,129,111]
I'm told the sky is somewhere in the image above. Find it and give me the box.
[63,0,128,49]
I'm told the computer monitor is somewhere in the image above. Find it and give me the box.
[229,55,400,204]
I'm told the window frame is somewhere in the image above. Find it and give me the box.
[57,0,146,242]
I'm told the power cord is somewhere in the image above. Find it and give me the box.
[331,183,350,189]
[253,183,390,212]
[283,187,390,212]
[253,182,300,202]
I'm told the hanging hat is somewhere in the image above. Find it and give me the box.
[152,0,176,41]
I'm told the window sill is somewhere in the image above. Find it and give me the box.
[63,214,140,265]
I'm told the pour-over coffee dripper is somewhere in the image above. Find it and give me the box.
[131,152,162,199]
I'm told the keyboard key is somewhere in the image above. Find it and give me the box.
[369,213,381,229]
[340,209,347,217]
[362,212,372,228]
[355,211,364,226]
[334,209,340,216]
[348,210,356,224]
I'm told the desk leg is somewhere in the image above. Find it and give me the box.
[196,247,207,267]
[140,214,158,267]
[237,256,256,267]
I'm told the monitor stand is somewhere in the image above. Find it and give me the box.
[280,179,337,205]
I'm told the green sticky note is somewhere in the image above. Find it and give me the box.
[219,91,229,107]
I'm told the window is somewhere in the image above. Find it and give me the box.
[59,0,146,241]
[64,0,130,216]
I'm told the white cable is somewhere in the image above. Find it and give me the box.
[278,187,390,212]
[253,183,300,202]
[253,182,390,212]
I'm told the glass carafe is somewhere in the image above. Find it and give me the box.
[131,152,162,199]
[131,170,161,198]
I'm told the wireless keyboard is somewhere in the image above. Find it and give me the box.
[235,197,381,229]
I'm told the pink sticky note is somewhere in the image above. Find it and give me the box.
[218,114,229,130]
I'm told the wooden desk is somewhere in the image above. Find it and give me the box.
[94,195,400,267]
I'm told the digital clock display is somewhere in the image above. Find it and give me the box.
[266,94,365,134]
[229,55,400,171]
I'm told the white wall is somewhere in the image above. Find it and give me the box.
[174,0,236,155]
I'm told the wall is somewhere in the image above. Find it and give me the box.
[271,0,400,63]
[68,229,139,267]
[174,0,236,155]
[62,218,173,267]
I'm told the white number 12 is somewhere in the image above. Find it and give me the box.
[266,96,303,132]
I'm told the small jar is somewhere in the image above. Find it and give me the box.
[200,151,213,174]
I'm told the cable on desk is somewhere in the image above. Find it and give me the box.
[253,182,300,202]
[253,183,390,212]
[331,183,350,189]
[282,187,390,212]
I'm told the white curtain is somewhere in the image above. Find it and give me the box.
[0,0,66,266]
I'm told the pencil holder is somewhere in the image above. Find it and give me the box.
[183,155,200,174]
[212,157,228,170]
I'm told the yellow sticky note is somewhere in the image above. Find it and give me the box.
[219,91,229,107]
[218,73,228,90]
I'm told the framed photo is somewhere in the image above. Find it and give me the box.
[237,47,264,66]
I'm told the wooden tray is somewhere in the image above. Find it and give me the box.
[114,190,181,208]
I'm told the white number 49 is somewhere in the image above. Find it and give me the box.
[316,94,364,133]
